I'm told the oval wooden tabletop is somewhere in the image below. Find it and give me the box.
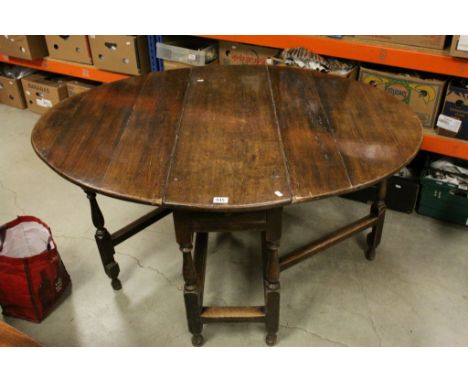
[32,65,422,211]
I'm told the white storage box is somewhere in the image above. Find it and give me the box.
[156,36,217,66]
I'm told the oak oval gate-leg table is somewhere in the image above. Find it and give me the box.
[31,65,422,346]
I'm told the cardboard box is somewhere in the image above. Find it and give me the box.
[449,35,468,59]
[355,35,447,50]
[437,80,468,140]
[326,65,359,80]
[21,74,68,114]
[219,41,281,65]
[157,36,217,66]
[45,35,93,64]
[163,60,192,70]
[0,35,48,60]
[162,59,218,71]
[359,67,446,129]
[88,35,149,75]
[66,79,98,96]
[341,66,359,80]
[0,75,26,109]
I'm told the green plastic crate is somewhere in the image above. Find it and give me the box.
[417,168,468,226]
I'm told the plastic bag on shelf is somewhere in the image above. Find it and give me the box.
[278,47,358,78]
[0,63,35,79]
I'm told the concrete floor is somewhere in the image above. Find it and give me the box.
[1,104,467,347]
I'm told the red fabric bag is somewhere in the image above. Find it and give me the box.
[0,216,71,322]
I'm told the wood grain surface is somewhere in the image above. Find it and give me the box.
[32,65,422,211]
[164,66,291,210]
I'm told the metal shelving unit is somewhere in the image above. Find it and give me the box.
[204,35,468,77]
[203,35,468,160]
[147,35,163,72]
[0,54,128,83]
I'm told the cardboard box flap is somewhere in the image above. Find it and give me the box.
[66,79,98,96]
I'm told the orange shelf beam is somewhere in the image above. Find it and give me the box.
[0,54,128,83]
[421,133,468,160]
[205,35,468,78]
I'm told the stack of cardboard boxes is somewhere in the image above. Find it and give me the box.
[0,35,105,113]
[0,35,151,76]
[156,38,284,70]
[0,62,99,114]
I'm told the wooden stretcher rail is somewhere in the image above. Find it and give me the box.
[111,207,172,246]
[279,215,379,271]
[200,306,266,323]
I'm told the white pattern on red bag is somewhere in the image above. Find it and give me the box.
[55,278,63,292]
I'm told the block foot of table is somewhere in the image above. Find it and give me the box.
[266,333,277,346]
[111,277,122,291]
[191,334,204,347]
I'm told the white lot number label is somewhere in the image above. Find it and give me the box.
[213,197,229,204]
[436,114,462,133]
[36,98,53,108]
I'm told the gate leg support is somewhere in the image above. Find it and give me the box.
[174,214,204,347]
[85,191,122,290]
[366,180,387,261]
[264,209,282,346]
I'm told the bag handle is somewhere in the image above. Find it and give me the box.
[0,225,6,252]
[46,236,53,251]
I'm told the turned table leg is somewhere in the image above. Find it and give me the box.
[174,214,204,347]
[264,208,282,346]
[85,191,122,290]
[366,180,387,261]
[173,208,282,346]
